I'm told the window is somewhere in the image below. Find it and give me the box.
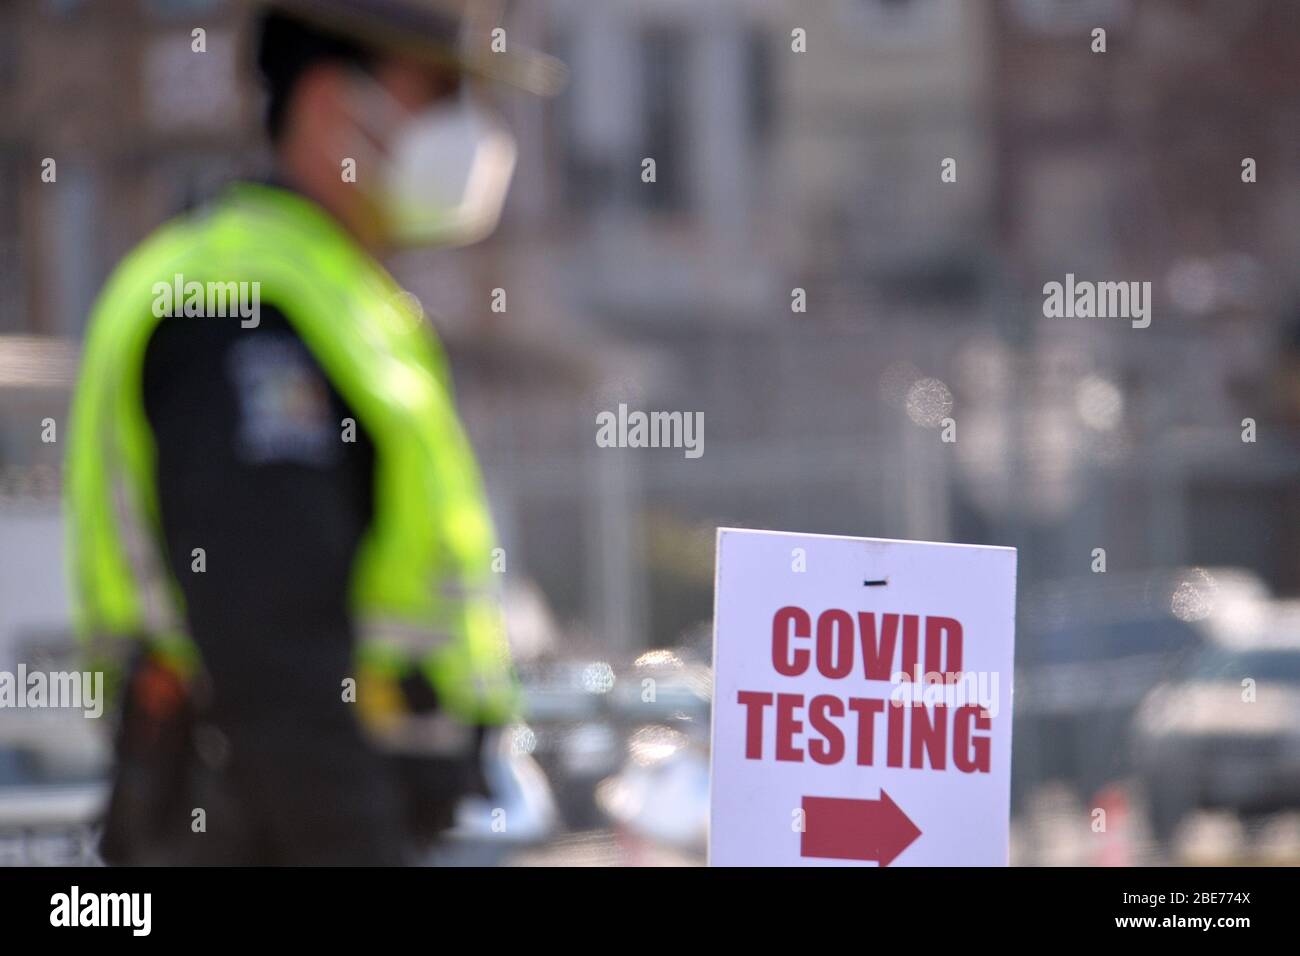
[636,26,689,213]
[0,151,23,334]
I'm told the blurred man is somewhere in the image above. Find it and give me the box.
[65,0,563,864]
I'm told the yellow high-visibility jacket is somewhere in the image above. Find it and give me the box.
[65,182,517,727]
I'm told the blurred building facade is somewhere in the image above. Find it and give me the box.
[1,0,1298,673]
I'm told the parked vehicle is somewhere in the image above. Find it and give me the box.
[1132,599,1300,842]
[1014,568,1269,804]
[425,725,561,866]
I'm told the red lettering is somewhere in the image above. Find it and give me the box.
[909,704,947,770]
[775,693,804,762]
[857,612,898,681]
[847,696,883,765]
[737,690,772,759]
[737,692,994,774]
[925,616,963,682]
[815,609,854,679]
[954,705,991,773]
[807,694,845,765]
[772,606,811,677]
[899,614,919,681]
[887,700,906,767]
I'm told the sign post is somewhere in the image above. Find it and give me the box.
[709,528,1017,866]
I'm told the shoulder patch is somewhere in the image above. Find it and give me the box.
[226,334,340,467]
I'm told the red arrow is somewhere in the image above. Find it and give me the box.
[801,792,921,866]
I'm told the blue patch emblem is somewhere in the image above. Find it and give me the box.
[226,335,339,466]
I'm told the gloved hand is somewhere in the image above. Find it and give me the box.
[98,651,196,865]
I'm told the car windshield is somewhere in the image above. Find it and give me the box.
[1191,648,1300,684]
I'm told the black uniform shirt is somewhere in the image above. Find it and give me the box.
[142,306,375,743]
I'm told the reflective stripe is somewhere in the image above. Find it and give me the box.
[109,476,179,638]
[438,579,498,601]
[358,616,453,657]
[362,711,477,756]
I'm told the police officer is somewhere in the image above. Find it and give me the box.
[65,0,564,865]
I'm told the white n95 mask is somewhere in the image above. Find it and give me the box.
[347,76,518,248]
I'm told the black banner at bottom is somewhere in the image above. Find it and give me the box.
[0,865,1279,942]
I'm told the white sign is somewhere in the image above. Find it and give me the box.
[709,528,1017,866]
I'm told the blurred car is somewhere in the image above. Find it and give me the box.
[1014,568,1268,804]
[1132,600,1300,841]
[425,725,561,866]
[591,646,712,860]
[516,644,711,830]
[596,723,710,860]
